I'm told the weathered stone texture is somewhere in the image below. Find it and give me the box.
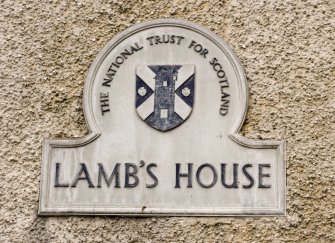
[0,0,334,242]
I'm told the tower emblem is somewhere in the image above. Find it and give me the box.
[136,65,195,131]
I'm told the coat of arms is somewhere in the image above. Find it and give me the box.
[136,65,195,131]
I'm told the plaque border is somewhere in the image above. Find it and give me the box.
[38,19,286,216]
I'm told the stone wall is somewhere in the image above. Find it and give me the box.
[1,0,334,241]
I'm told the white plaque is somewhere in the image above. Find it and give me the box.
[39,19,285,216]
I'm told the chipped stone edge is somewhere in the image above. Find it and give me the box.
[38,18,286,216]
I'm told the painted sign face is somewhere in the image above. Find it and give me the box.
[39,19,285,216]
[136,65,195,131]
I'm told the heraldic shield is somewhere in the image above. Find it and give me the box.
[135,65,195,131]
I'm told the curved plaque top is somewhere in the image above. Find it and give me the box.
[83,19,247,137]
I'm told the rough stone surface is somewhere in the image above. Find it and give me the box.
[0,0,334,242]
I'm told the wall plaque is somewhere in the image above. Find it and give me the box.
[39,19,285,216]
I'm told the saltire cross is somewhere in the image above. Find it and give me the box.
[135,65,195,131]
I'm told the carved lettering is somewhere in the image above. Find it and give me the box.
[175,163,193,188]
[146,163,158,188]
[102,42,144,88]
[100,92,110,115]
[259,164,271,188]
[188,40,209,58]
[146,35,184,46]
[54,163,69,187]
[196,164,217,188]
[97,163,120,188]
[125,163,139,188]
[242,164,254,188]
[221,163,238,188]
[71,163,95,188]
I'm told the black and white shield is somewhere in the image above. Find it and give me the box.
[135,65,195,131]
